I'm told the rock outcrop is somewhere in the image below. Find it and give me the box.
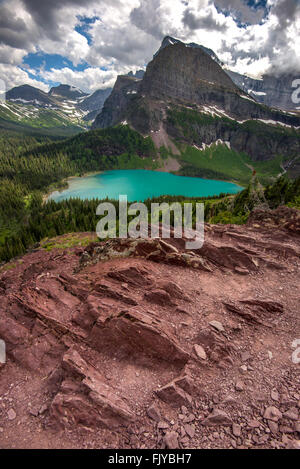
[92,76,141,129]
[156,37,300,112]
[0,208,299,449]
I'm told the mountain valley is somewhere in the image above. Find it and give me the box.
[0,29,299,452]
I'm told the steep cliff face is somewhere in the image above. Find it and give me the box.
[94,39,300,130]
[139,42,299,126]
[166,109,300,162]
[156,37,300,112]
[78,88,112,122]
[92,76,141,129]
[140,42,240,99]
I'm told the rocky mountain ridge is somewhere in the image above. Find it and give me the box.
[7,84,55,107]
[154,36,300,112]
[92,39,300,167]
[1,84,113,133]
[49,84,88,100]
[94,40,300,130]
[156,36,225,67]
[226,71,300,113]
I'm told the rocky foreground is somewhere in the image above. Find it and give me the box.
[0,206,299,449]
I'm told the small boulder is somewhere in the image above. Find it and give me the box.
[184,424,195,438]
[158,421,169,430]
[263,406,282,422]
[268,421,278,434]
[235,380,244,392]
[283,409,298,421]
[164,431,179,449]
[7,408,16,421]
[158,281,189,301]
[201,409,232,426]
[232,423,242,437]
[144,289,173,306]
[271,390,280,402]
[193,344,207,361]
[235,267,249,275]
[241,351,251,362]
[156,381,192,408]
[147,403,161,422]
[209,321,224,332]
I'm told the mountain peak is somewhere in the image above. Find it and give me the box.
[13,84,40,91]
[144,38,239,101]
[161,36,180,47]
[49,84,88,99]
[156,36,224,66]
[6,84,53,106]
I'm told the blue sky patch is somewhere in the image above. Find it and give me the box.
[23,53,89,72]
[21,52,92,89]
[216,0,268,26]
[20,16,101,88]
[75,15,99,45]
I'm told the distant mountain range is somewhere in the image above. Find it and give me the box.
[0,83,112,137]
[0,36,299,175]
[48,84,89,100]
[1,35,299,138]
[5,83,112,117]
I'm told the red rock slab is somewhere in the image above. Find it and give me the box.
[90,309,190,364]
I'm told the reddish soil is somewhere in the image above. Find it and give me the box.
[0,206,299,449]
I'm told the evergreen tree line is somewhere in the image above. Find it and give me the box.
[1,175,299,263]
[0,125,299,264]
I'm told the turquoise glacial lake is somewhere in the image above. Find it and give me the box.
[48,170,242,202]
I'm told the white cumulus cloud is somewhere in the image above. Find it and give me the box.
[0,0,298,92]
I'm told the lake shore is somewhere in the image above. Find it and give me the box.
[43,170,103,203]
[45,165,244,203]
[46,169,243,203]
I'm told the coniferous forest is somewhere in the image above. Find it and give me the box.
[0,125,300,263]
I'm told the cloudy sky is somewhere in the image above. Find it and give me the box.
[0,0,299,93]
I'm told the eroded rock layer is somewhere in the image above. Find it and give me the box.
[0,208,299,449]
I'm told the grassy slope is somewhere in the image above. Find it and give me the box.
[0,101,86,137]
[177,143,283,186]
[165,107,300,185]
[0,118,84,138]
